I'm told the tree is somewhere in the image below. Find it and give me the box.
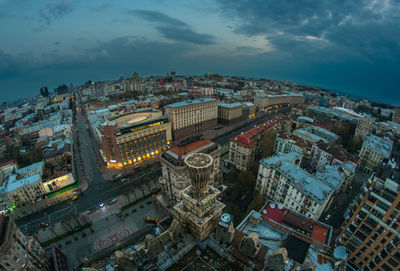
[54,84,69,95]
[259,129,277,158]
[245,193,265,215]
[40,86,49,97]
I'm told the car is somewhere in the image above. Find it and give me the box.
[324,214,331,221]
[145,217,159,224]
[72,195,79,201]
[99,203,105,208]
[134,165,140,169]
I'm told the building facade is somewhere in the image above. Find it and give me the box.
[159,138,221,204]
[164,98,218,140]
[359,134,393,174]
[254,93,304,111]
[256,152,352,219]
[338,162,400,271]
[274,132,312,164]
[100,109,172,168]
[0,216,49,271]
[309,141,358,172]
[229,115,290,171]
[217,102,243,125]
[354,115,375,140]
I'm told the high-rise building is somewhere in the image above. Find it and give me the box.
[354,115,375,141]
[174,153,225,241]
[338,161,400,271]
[0,216,49,270]
[100,109,171,168]
[164,98,218,140]
[159,138,221,204]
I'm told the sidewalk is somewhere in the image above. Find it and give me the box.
[35,182,162,268]
[36,179,160,244]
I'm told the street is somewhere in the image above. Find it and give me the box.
[16,99,161,234]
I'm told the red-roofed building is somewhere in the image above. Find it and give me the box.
[259,201,332,249]
[228,114,291,171]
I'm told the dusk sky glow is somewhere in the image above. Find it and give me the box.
[1,0,399,104]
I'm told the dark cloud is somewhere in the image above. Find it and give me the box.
[217,0,400,60]
[156,26,216,45]
[128,10,188,27]
[39,0,74,26]
[128,10,216,45]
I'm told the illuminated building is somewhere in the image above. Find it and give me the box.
[100,109,171,168]
[165,98,218,140]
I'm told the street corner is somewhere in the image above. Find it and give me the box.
[94,226,134,250]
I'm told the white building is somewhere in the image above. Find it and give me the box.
[359,134,393,174]
[256,152,352,219]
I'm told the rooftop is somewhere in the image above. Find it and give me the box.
[260,152,345,203]
[231,115,289,147]
[16,161,44,176]
[164,138,217,161]
[4,173,42,193]
[166,98,216,108]
[362,134,393,157]
[218,102,242,108]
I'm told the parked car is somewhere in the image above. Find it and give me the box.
[324,214,331,221]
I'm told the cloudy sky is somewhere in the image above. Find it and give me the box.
[0,0,399,104]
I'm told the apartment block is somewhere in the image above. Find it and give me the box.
[338,161,400,271]
[359,134,393,174]
[0,216,49,270]
[354,115,375,140]
[229,115,289,171]
[256,152,353,219]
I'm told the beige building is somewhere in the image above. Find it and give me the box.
[165,98,218,140]
[100,109,172,168]
[159,138,221,204]
[0,216,49,271]
[359,134,393,174]
[254,93,304,111]
[256,152,353,219]
[338,162,400,271]
[218,102,243,125]
[354,115,375,140]
[174,153,224,241]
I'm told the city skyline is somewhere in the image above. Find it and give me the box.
[0,0,400,105]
